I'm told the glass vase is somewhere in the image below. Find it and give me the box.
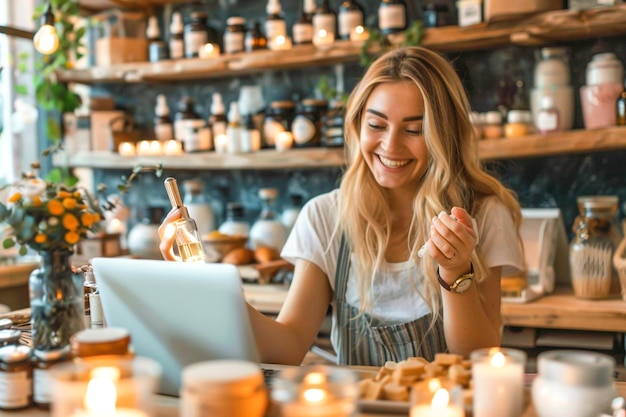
[29,250,85,352]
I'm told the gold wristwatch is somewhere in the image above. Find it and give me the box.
[437,266,474,294]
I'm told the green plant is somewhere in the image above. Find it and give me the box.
[359,20,424,68]
[33,0,86,186]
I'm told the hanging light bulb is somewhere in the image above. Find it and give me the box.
[33,3,59,55]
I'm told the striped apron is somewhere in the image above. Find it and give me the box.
[334,236,447,366]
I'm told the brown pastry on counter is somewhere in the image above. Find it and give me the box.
[254,246,280,263]
[222,247,255,265]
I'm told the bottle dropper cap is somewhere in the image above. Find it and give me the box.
[211,92,225,115]
[147,16,160,39]
[164,177,190,219]
[170,12,183,34]
[304,0,316,13]
[156,94,169,117]
[267,0,282,14]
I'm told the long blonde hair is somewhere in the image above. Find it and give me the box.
[337,46,522,325]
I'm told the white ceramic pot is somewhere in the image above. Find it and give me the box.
[586,52,624,86]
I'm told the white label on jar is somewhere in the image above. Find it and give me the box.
[339,10,363,37]
[292,23,313,44]
[155,123,174,141]
[378,5,405,31]
[184,31,208,57]
[263,120,285,146]
[224,32,245,54]
[313,14,336,36]
[537,111,558,131]
[0,371,31,408]
[33,368,52,404]
[169,39,184,60]
[265,19,287,41]
[292,115,316,144]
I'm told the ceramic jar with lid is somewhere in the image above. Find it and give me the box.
[580,52,624,129]
[532,350,617,417]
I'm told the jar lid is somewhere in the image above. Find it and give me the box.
[537,350,615,387]
[71,327,132,358]
[270,100,296,109]
[182,360,264,396]
[33,346,69,361]
[576,195,618,210]
[507,110,530,124]
[227,16,246,26]
[0,344,31,363]
[0,318,13,330]
[484,111,502,124]
[0,329,21,345]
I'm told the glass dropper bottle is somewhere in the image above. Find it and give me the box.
[164,177,207,263]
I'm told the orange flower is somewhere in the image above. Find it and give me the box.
[65,231,80,245]
[62,213,79,231]
[48,199,64,216]
[81,212,94,228]
[62,198,77,210]
[57,190,72,199]
[34,234,47,244]
[31,196,43,206]
[8,192,22,203]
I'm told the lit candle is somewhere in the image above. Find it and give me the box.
[71,367,148,417]
[471,347,526,417]
[281,371,352,417]
[199,43,220,59]
[275,131,293,151]
[136,140,151,156]
[410,379,465,417]
[350,25,370,41]
[118,142,136,156]
[269,35,293,51]
[215,133,229,154]
[149,140,163,155]
[313,29,335,46]
[163,140,183,156]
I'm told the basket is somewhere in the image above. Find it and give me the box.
[202,235,248,262]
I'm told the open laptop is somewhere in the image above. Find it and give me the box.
[91,257,261,396]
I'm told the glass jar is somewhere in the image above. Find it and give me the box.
[224,17,246,54]
[569,195,622,299]
[0,344,32,410]
[32,347,69,409]
[263,100,296,148]
[291,98,327,148]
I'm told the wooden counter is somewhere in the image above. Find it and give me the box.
[2,381,625,417]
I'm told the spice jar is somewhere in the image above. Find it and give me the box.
[70,327,133,359]
[0,329,21,347]
[32,347,69,409]
[0,344,32,410]
[569,195,622,299]
[532,350,617,417]
[482,111,503,140]
[262,100,296,148]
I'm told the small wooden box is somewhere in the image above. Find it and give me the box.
[95,37,148,67]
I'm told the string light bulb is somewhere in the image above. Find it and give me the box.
[33,3,59,55]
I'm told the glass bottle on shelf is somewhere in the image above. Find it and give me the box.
[209,92,228,138]
[293,0,316,45]
[169,12,184,60]
[378,0,407,36]
[265,0,287,41]
[569,195,622,299]
[249,188,287,251]
[219,202,250,238]
[147,16,168,62]
[184,11,209,58]
[244,20,267,52]
[338,0,365,40]
[313,0,337,40]
[154,94,174,142]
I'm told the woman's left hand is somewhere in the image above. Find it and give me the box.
[426,207,477,276]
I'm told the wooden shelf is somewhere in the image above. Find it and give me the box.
[56,127,626,170]
[54,147,347,170]
[59,5,626,84]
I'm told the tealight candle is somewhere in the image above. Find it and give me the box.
[215,133,229,154]
[199,43,220,59]
[269,35,293,51]
[275,131,293,151]
[118,142,136,156]
[350,25,370,41]
[163,140,183,156]
[410,379,465,417]
[471,347,526,417]
[149,140,163,155]
[313,29,335,46]
[136,140,151,156]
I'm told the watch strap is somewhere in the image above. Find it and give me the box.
[437,263,474,293]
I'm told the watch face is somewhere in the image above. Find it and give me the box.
[454,277,473,293]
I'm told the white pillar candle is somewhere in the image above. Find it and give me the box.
[215,133,229,154]
[163,140,182,156]
[136,140,151,156]
[118,142,136,156]
[148,140,163,155]
[275,131,293,151]
[199,43,220,59]
[471,348,526,417]
[350,25,370,41]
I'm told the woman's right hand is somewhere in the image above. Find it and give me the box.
[158,208,182,261]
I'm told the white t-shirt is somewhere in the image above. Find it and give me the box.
[281,189,525,347]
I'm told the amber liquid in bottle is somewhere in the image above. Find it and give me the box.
[164,177,207,263]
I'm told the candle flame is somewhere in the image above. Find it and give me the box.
[303,387,327,404]
[427,378,442,392]
[490,351,506,367]
[317,29,328,38]
[431,388,450,409]
[84,367,120,412]
[304,371,326,385]
[355,25,365,35]
[276,35,286,45]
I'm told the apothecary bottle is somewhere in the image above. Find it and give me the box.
[244,20,267,52]
[338,0,365,40]
[313,0,337,39]
[265,0,287,41]
[223,16,246,54]
[293,0,316,45]
[569,195,622,299]
[169,12,184,59]
[184,11,209,58]
[378,0,407,35]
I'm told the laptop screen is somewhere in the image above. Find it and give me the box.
[91,258,260,396]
